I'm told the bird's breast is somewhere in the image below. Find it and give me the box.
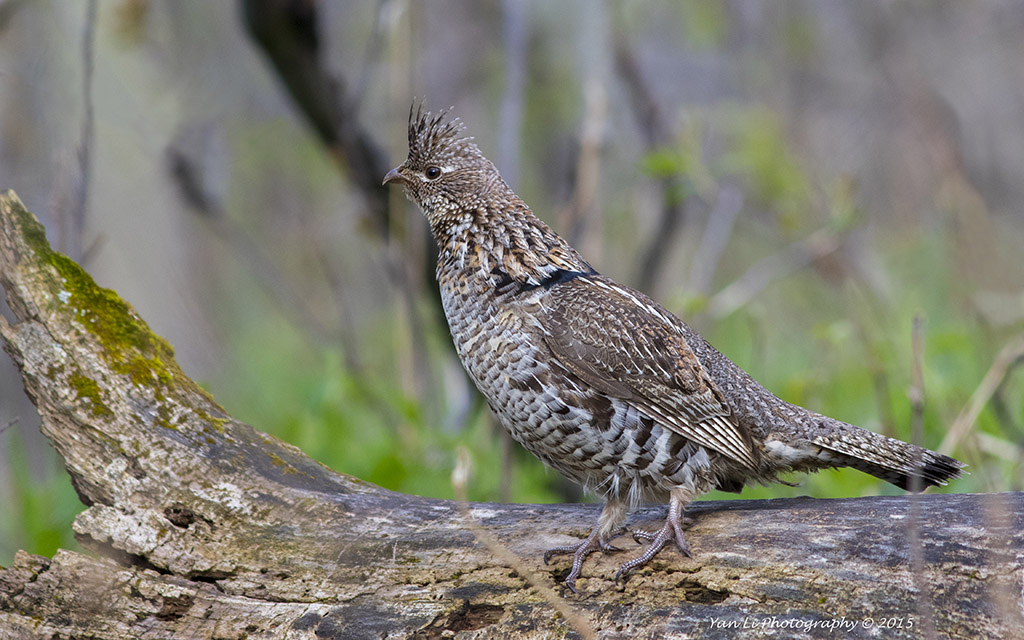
[438,265,527,366]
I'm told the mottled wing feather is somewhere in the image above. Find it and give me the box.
[541,276,758,469]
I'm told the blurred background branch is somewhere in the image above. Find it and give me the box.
[240,0,391,238]
[614,27,690,295]
[61,0,97,263]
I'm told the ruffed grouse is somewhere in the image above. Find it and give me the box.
[383,105,964,593]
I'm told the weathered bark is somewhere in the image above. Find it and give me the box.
[0,189,1021,639]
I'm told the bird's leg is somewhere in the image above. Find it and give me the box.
[543,500,625,593]
[616,493,693,581]
[542,528,620,594]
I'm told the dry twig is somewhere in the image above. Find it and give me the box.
[451,447,598,640]
[939,331,1024,456]
[907,316,938,640]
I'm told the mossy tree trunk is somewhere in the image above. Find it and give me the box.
[0,190,1021,639]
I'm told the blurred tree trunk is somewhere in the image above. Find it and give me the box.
[0,190,1021,639]
[240,0,391,238]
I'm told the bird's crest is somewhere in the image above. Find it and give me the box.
[406,102,481,167]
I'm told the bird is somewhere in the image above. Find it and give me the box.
[383,104,965,593]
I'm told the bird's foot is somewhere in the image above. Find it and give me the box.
[630,514,694,543]
[544,529,622,594]
[616,514,694,582]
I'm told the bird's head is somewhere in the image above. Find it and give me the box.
[383,104,502,230]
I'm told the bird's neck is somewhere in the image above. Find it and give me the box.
[432,196,594,292]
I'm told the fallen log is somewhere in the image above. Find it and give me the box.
[0,190,1020,639]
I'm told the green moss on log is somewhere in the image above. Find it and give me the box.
[69,373,114,417]
[7,194,224,413]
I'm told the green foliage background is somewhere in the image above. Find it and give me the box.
[2,2,1022,566]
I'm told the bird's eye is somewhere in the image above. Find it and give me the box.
[424,166,442,180]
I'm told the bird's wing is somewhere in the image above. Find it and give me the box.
[539,275,758,469]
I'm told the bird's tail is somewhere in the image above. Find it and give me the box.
[812,420,964,490]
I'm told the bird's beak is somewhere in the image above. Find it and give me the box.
[382,167,404,186]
